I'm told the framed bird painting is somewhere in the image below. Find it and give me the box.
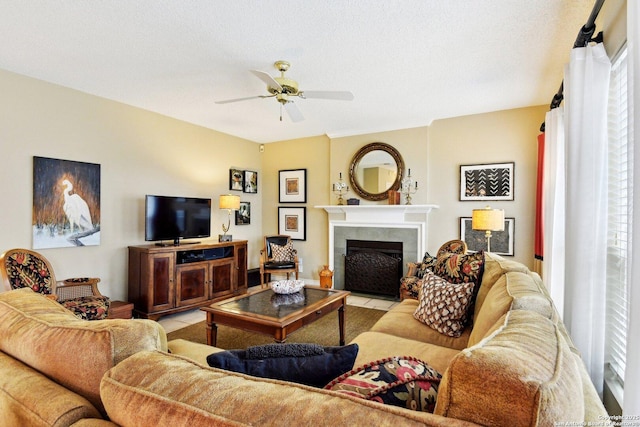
[32,156,101,248]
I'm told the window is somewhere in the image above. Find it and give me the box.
[605,46,630,397]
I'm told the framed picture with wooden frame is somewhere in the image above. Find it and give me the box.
[460,216,515,256]
[459,162,514,201]
[278,169,307,203]
[278,207,306,240]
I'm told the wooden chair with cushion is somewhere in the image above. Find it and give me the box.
[259,235,299,288]
[0,248,110,320]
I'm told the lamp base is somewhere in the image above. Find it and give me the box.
[218,234,232,242]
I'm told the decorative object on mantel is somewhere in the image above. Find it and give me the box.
[219,194,241,242]
[388,190,400,205]
[401,168,418,205]
[349,142,405,201]
[332,172,349,205]
[346,198,359,205]
[471,206,505,252]
[319,265,334,289]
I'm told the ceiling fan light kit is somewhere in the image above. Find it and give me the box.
[216,60,353,122]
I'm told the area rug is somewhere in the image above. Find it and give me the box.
[166,305,386,349]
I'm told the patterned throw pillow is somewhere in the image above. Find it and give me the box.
[415,252,437,278]
[325,356,441,413]
[432,250,484,287]
[413,272,475,337]
[270,242,294,262]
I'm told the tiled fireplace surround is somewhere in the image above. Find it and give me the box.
[316,205,438,293]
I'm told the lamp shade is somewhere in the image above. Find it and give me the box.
[472,207,505,231]
[219,194,240,210]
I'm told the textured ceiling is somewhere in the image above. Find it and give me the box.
[0,1,595,143]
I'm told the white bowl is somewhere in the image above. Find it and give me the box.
[270,279,305,294]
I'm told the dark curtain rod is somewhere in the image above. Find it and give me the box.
[540,0,606,132]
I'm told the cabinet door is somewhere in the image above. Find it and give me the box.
[175,263,209,307]
[209,258,234,299]
[235,242,248,292]
[148,254,175,312]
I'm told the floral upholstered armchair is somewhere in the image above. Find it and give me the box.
[399,240,468,300]
[0,248,110,320]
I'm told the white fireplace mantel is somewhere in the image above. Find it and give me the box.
[316,204,438,224]
[315,204,439,279]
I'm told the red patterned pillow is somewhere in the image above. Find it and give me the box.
[325,356,441,413]
[413,272,474,337]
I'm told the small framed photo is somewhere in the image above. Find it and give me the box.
[229,168,244,191]
[279,169,307,203]
[235,201,251,225]
[460,216,515,256]
[460,162,514,201]
[243,170,258,193]
[278,207,306,240]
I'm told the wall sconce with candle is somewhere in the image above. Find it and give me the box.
[218,194,240,242]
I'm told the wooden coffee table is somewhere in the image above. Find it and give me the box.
[201,285,350,347]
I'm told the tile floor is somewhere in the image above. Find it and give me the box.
[157,293,399,333]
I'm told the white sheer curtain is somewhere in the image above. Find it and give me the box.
[624,0,640,414]
[563,42,611,397]
[542,107,566,318]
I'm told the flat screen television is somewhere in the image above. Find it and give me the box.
[145,195,211,246]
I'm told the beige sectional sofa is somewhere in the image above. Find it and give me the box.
[0,253,607,426]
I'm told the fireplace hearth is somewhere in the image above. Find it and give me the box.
[344,239,402,298]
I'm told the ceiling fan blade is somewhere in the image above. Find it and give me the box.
[250,70,283,92]
[300,90,354,101]
[215,95,264,104]
[283,102,304,122]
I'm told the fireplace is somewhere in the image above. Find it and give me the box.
[344,240,403,298]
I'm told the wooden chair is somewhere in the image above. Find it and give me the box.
[259,235,299,288]
[0,248,110,320]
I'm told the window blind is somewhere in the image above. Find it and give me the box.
[605,46,630,386]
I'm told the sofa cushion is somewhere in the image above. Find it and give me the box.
[0,350,103,427]
[0,288,168,415]
[101,350,461,427]
[413,272,475,338]
[325,356,441,413]
[473,252,531,317]
[435,310,585,426]
[350,331,461,375]
[206,343,358,388]
[369,299,471,350]
[468,271,554,347]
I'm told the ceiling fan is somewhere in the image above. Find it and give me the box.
[215,60,354,122]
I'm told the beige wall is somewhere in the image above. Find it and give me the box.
[0,67,547,298]
[261,135,330,282]
[0,69,262,300]
[428,106,547,268]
